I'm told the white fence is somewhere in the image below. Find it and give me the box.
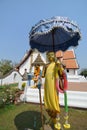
[67,75,87,82]
[20,88,87,109]
[59,91,87,108]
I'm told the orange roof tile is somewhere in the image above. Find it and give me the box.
[63,59,79,69]
[63,50,75,59]
[56,49,78,69]
[56,50,63,58]
[56,50,75,59]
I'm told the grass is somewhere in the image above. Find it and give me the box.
[0,103,87,130]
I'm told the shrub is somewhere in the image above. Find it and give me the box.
[0,96,5,108]
[22,82,26,91]
[0,84,21,107]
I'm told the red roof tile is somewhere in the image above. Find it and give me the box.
[56,50,63,58]
[56,49,78,69]
[63,50,75,59]
[56,50,75,59]
[63,59,79,69]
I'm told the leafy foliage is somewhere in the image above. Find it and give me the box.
[80,68,87,77]
[22,82,26,90]
[0,84,21,108]
[0,59,14,76]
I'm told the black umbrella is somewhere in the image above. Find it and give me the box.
[29,16,81,52]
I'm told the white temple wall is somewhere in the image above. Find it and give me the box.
[19,52,46,75]
[67,69,76,75]
[19,57,31,75]
[0,71,22,85]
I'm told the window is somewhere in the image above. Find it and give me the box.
[67,69,69,73]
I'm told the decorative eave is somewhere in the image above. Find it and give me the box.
[32,53,45,66]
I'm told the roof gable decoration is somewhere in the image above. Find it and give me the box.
[32,53,45,66]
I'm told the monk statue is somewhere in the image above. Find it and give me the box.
[42,51,70,130]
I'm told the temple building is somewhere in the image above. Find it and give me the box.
[16,49,79,77]
[56,49,79,75]
[0,49,87,91]
[16,49,87,92]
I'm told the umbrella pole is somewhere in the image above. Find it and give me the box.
[39,88,44,130]
[52,29,55,52]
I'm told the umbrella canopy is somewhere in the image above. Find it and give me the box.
[29,16,81,52]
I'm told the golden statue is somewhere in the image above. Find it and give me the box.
[42,51,64,129]
[42,51,70,129]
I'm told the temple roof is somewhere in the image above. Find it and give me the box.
[63,50,76,59]
[56,50,63,58]
[56,50,79,69]
[32,53,45,66]
[16,49,79,70]
[63,59,79,69]
[56,49,75,59]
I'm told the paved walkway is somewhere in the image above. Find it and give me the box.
[41,82,87,92]
[68,82,87,92]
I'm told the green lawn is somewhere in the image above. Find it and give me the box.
[0,103,87,130]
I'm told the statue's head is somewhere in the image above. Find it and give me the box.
[47,51,55,62]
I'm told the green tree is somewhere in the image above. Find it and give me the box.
[0,59,14,76]
[80,69,87,77]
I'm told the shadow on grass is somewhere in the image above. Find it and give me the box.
[14,111,46,130]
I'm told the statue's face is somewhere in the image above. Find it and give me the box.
[47,52,55,62]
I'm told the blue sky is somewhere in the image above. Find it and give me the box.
[0,0,87,70]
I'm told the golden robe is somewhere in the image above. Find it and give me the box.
[44,62,60,118]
